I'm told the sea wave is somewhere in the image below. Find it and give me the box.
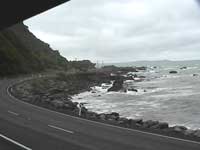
[72,64,200,129]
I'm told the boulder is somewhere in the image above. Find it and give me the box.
[193,74,198,77]
[81,106,88,114]
[138,76,146,79]
[127,88,138,92]
[117,117,129,126]
[73,102,79,106]
[64,102,77,110]
[64,103,71,108]
[172,126,187,133]
[107,78,124,92]
[133,77,143,82]
[143,120,159,128]
[106,112,120,121]
[44,98,51,103]
[180,67,187,70]
[64,101,77,108]
[51,100,65,108]
[169,71,178,74]
[193,130,200,138]
[85,111,98,119]
[129,119,143,127]
[184,129,196,136]
[151,122,169,129]
[136,66,147,71]
[99,114,106,120]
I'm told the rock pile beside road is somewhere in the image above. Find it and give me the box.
[10,74,200,141]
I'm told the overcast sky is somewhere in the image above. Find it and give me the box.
[25,0,200,63]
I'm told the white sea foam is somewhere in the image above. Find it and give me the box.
[71,63,200,129]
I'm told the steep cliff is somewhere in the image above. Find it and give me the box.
[0,23,68,76]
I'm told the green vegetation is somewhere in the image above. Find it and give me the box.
[67,60,96,72]
[0,22,97,77]
[55,71,111,88]
[0,23,68,76]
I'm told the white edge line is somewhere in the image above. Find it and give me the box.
[7,82,200,145]
[48,125,74,134]
[8,110,19,116]
[0,134,32,150]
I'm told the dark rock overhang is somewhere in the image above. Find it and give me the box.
[0,0,70,30]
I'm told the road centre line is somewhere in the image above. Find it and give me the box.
[8,110,19,116]
[48,125,74,134]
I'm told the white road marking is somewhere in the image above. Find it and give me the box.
[48,125,74,134]
[8,110,19,116]
[7,83,200,145]
[0,133,32,150]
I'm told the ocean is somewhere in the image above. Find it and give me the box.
[72,60,200,129]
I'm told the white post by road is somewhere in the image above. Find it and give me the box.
[78,103,82,116]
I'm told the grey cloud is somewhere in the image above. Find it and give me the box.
[25,0,200,62]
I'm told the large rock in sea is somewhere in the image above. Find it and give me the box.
[193,74,198,77]
[107,78,124,92]
[169,71,178,74]
[180,67,187,70]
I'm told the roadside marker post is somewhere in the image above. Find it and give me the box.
[77,103,84,116]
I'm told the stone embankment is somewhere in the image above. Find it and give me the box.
[10,73,200,141]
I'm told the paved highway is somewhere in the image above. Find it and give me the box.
[0,78,200,150]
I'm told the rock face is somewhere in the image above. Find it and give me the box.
[107,78,124,92]
[169,71,178,74]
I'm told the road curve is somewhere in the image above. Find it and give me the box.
[0,78,200,150]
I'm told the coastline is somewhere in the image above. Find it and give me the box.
[9,74,200,141]
[71,86,196,129]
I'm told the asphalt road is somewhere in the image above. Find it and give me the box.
[0,78,200,150]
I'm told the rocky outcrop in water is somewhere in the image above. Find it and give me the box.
[107,78,124,92]
[180,67,187,70]
[169,71,178,74]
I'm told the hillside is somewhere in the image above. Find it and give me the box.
[0,22,68,76]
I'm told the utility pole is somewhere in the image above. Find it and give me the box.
[101,60,104,68]
[96,60,99,68]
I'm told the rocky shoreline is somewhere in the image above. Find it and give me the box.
[10,72,200,141]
